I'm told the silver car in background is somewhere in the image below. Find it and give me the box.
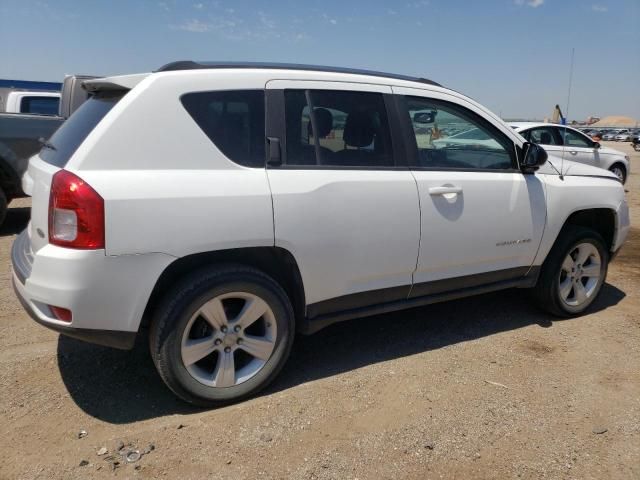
[614,130,632,142]
[602,130,619,141]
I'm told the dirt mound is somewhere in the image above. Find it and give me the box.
[591,115,638,127]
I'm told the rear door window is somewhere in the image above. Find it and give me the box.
[526,127,561,145]
[40,92,123,167]
[555,128,594,148]
[20,96,59,115]
[284,89,394,167]
[181,90,265,168]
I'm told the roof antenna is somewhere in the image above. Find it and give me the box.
[559,47,575,180]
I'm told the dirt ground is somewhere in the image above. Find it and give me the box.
[0,142,638,480]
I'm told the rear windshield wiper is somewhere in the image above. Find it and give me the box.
[38,137,57,151]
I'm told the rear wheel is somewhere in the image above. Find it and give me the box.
[0,188,7,227]
[150,264,295,406]
[609,163,627,184]
[533,226,608,317]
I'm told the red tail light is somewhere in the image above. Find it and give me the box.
[49,306,72,322]
[48,170,105,249]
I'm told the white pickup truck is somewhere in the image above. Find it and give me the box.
[0,90,60,115]
[0,77,93,225]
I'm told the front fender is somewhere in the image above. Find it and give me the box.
[533,173,626,265]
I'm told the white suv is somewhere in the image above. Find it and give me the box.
[12,62,630,406]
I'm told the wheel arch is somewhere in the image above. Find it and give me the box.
[559,208,616,252]
[608,161,627,182]
[0,140,27,199]
[0,154,23,199]
[141,246,306,331]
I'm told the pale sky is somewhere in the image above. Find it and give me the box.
[1,0,639,120]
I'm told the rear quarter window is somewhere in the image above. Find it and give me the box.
[40,92,122,167]
[181,90,265,168]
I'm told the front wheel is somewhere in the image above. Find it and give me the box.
[532,226,608,317]
[633,143,640,152]
[150,264,295,406]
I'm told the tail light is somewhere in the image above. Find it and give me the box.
[48,170,105,249]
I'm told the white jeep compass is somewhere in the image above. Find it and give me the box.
[12,62,630,406]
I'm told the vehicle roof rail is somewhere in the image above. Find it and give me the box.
[155,60,442,87]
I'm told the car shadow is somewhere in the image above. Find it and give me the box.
[57,283,626,424]
[0,206,30,237]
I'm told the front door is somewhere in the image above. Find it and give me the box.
[554,127,599,167]
[393,87,546,295]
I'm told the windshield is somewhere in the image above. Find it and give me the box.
[40,92,124,167]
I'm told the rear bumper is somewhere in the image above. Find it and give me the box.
[10,229,175,350]
[12,274,136,350]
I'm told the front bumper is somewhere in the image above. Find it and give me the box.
[11,229,174,350]
[612,198,630,256]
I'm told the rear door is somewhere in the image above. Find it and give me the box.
[521,126,564,158]
[265,80,420,316]
[554,126,599,167]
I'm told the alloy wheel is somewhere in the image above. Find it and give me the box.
[180,292,277,388]
[557,242,603,310]
[610,166,625,182]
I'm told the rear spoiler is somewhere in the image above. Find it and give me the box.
[82,73,149,93]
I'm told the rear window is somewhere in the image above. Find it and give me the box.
[40,92,122,167]
[20,96,59,115]
[181,90,265,168]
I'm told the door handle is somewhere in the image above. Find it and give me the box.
[429,186,462,196]
[569,150,578,155]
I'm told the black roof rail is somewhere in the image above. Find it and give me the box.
[155,61,441,87]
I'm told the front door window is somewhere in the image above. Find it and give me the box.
[405,97,515,170]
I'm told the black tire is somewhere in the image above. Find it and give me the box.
[532,226,608,317]
[0,188,7,227]
[149,264,295,406]
[609,163,627,184]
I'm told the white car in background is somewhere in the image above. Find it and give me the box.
[511,123,630,183]
[0,90,60,115]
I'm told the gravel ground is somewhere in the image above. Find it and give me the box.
[0,142,638,479]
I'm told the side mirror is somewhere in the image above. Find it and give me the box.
[413,110,437,124]
[521,142,548,172]
[593,142,601,149]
